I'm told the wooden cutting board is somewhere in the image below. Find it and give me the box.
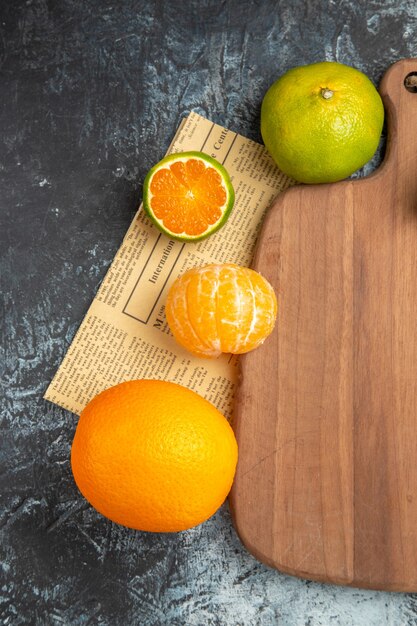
[230,58,417,592]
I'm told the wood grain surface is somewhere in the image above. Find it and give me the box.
[230,58,417,591]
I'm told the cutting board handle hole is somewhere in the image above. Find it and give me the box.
[404,72,417,93]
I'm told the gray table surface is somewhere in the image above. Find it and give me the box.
[2,1,417,624]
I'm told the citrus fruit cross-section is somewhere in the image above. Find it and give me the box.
[143,151,235,242]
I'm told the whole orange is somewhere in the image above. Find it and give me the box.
[166,263,277,358]
[71,380,238,532]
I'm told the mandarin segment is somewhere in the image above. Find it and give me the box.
[150,167,184,196]
[239,270,278,353]
[165,263,278,358]
[165,270,214,356]
[215,265,253,354]
[150,195,214,235]
[193,167,227,205]
[185,156,207,182]
[185,266,220,354]
[168,160,188,187]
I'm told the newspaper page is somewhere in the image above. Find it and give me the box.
[44,112,293,419]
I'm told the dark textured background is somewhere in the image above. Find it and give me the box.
[2,1,417,624]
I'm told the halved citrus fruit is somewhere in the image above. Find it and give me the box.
[142,151,235,242]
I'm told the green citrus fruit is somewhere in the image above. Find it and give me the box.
[260,61,385,184]
[143,151,235,242]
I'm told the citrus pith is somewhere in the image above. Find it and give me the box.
[143,151,235,241]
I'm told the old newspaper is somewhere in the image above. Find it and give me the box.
[44,112,293,419]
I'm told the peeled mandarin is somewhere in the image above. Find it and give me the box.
[165,263,277,358]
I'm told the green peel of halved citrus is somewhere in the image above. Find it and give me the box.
[142,151,235,242]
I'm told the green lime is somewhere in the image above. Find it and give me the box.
[261,61,384,183]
